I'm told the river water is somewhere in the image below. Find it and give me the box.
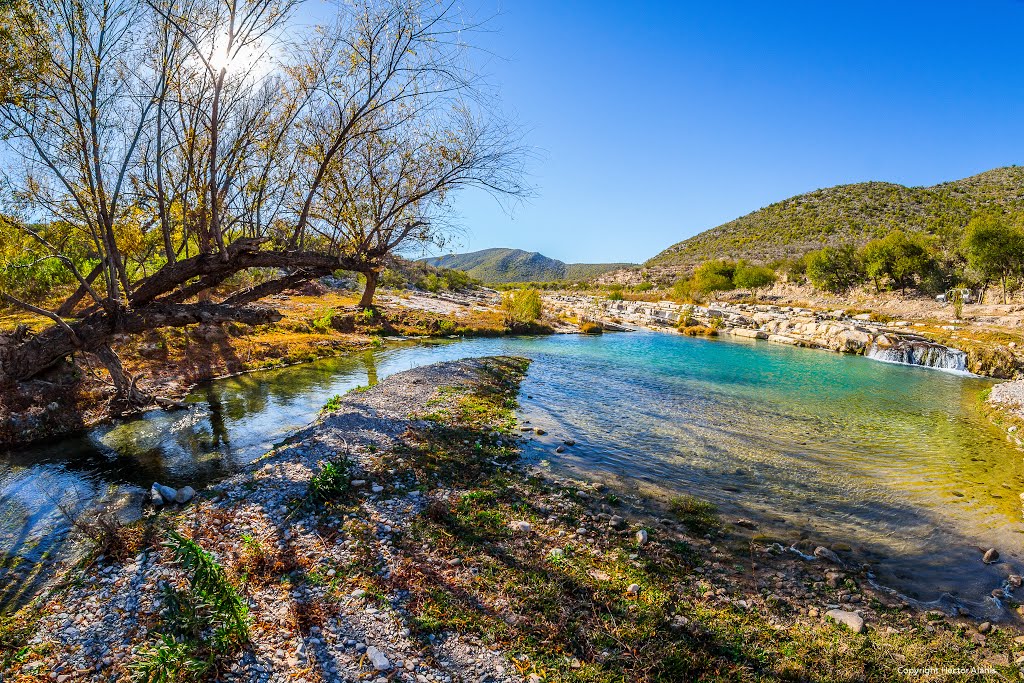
[1,332,1021,616]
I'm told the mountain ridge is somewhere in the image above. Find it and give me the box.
[645,166,1024,270]
[420,247,634,283]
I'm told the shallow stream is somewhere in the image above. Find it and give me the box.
[2,332,1021,616]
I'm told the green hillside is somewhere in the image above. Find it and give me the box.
[647,166,1024,270]
[421,248,633,283]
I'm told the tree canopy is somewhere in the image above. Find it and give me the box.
[961,213,1024,303]
[0,0,525,408]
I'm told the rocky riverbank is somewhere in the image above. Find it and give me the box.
[548,295,1022,378]
[2,356,1022,682]
[0,285,580,449]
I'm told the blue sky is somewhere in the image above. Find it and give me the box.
[403,0,1024,264]
[287,1,1024,264]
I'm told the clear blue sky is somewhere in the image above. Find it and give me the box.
[417,0,1024,264]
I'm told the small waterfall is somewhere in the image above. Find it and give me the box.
[866,340,969,373]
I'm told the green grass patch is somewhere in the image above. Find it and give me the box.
[669,494,720,534]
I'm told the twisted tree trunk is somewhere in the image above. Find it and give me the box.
[359,269,380,309]
[0,243,370,386]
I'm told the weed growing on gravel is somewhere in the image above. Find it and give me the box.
[0,608,41,669]
[308,458,353,504]
[132,531,249,682]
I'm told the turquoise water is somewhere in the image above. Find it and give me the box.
[1,331,1021,615]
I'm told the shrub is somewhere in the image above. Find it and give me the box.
[579,320,603,334]
[501,288,543,328]
[733,263,776,294]
[679,325,717,337]
[322,395,343,412]
[692,260,737,294]
[310,308,336,333]
[379,268,408,289]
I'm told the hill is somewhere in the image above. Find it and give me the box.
[421,248,633,283]
[647,166,1024,271]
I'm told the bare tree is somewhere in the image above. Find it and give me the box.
[0,0,525,411]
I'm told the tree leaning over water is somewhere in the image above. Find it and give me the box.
[0,0,526,409]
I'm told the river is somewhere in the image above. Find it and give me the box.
[1,331,1021,617]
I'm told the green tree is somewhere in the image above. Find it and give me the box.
[961,213,1024,304]
[733,263,776,297]
[806,245,864,293]
[691,260,736,294]
[859,230,934,294]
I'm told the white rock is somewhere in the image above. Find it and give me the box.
[635,529,648,545]
[366,646,390,670]
[826,609,865,633]
[509,520,531,533]
[626,583,640,595]
[350,480,367,487]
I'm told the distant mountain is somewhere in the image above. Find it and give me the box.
[647,166,1024,271]
[421,248,634,283]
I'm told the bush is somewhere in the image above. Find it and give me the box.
[310,307,336,333]
[379,268,408,289]
[132,530,250,682]
[671,278,700,303]
[733,263,776,293]
[501,288,543,328]
[579,320,603,334]
[692,260,736,294]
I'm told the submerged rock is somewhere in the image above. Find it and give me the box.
[826,609,865,633]
[983,548,1000,564]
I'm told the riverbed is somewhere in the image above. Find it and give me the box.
[1,331,1021,616]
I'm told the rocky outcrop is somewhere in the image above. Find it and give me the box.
[548,295,1003,376]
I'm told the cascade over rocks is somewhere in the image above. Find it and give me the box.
[549,296,1003,376]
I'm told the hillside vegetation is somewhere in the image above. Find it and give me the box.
[422,248,633,283]
[648,166,1024,270]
